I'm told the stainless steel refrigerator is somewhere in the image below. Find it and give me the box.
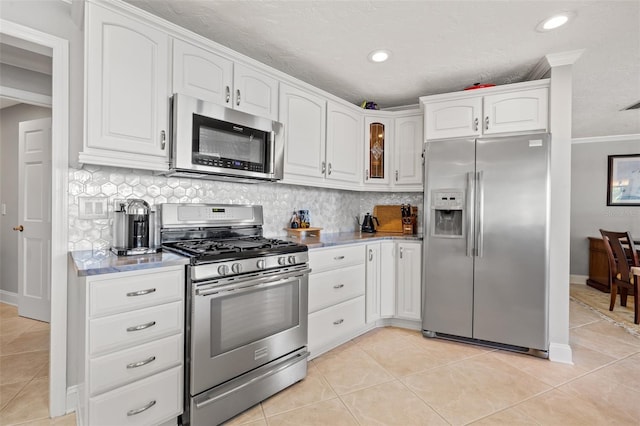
[421,133,550,355]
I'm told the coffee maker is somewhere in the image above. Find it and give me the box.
[111,199,161,256]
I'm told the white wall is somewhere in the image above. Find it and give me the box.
[0,103,52,295]
[0,63,51,96]
[570,137,640,275]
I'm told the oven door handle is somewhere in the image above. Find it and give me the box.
[195,268,311,297]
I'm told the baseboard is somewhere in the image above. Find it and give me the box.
[570,275,588,285]
[377,317,422,330]
[0,290,17,306]
[549,342,573,364]
[66,385,78,413]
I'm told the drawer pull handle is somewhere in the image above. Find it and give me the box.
[126,288,156,297]
[333,284,344,289]
[126,321,156,332]
[333,319,344,325]
[127,400,156,416]
[334,256,345,260]
[126,356,156,369]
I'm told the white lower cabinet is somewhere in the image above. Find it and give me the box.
[71,265,185,426]
[309,240,422,358]
[307,245,366,357]
[308,296,366,356]
[396,242,422,320]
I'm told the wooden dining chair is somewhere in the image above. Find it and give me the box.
[599,229,639,324]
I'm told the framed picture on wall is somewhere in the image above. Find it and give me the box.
[607,154,640,206]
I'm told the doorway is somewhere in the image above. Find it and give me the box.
[0,19,69,418]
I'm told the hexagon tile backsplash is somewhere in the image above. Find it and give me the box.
[67,165,423,251]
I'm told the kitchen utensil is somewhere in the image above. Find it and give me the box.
[358,213,379,233]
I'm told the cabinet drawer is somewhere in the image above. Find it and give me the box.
[89,365,182,426]
[89,301,183,356]
[89,334,183,395]
[89,267,184,317]
[308,296,365,355]
[309,264,365,313]
[309,245,365,272]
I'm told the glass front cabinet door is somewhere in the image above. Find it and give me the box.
[364,116,392,186]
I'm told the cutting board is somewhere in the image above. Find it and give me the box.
[373,205,417,233]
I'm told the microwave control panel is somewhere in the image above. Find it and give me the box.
[193,154,264,172]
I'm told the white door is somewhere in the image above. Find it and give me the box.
[17,118,51,322]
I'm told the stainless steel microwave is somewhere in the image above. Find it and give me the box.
[168,93,284,182]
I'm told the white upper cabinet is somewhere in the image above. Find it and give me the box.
[83,2,170,170]
[482,88,548,135]
[172,39,278,121]
[364,115,393,188]
[393,113,424,187]
[172,38,233,106]
[425,97,482,139]
[421,80,549,140]
[280,83,327,184]
[233,63,279,120]
[325,101,362,185]
[280,84,362,189]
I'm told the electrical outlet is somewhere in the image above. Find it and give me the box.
[79,197,108,219]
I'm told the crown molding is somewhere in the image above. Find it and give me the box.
[546,49,585,67]
[572,133,640,144]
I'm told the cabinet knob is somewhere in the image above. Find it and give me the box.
[365,169,369,180]
[395,170,399,181]
[474,117,479,131]
[236,89,241,106]
[369,249,373,261]
[160,130,166,150]
[225,86,230,103]
[399,247,404,259]
[328,163,332,175]
[333,319,344,325]
[321,161,326,174]
[485,116,489,131]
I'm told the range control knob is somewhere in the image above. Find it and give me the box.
[231,263,242,274]
[278,257,286,266]
[287,255,296,264]
[217,265,229,276]
[256,259,266,269]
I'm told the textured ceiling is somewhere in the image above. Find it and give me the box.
[126,0,640,139]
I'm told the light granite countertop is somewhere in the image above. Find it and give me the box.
[286,231,423,249]
[69,250,190,277]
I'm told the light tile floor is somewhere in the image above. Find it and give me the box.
[0,303,76,426]
[1,299,639,425]
[224,299,640,426]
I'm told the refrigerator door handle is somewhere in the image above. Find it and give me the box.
[476,170,485,258]
[466,171,475,257]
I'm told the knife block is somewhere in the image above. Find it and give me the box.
[402,215,417,235]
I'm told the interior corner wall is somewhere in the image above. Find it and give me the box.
[570,138,640,275]
[0,103,52,295]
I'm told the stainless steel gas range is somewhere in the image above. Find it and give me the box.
[160,203,310,426]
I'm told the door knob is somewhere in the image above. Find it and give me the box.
[13,225,24,232]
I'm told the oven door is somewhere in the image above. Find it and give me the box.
[190,266,309,396]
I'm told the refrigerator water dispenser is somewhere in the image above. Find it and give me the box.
[431,189,464,238]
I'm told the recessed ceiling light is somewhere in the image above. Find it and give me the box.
[536,12,575,32]
[368,50,391,63]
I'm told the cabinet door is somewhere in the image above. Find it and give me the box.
[483,87,548,135]
[172,39,233,106]
[424,97,481,140]
[85,4,169,168]
[233,63,278,120]
[364,116,392,186]
[396,242,422,320]
[393,114,424,187]
[365,244,381,324]
[380,242,396,317]
[326,101,362,185]
[279,83,327,182]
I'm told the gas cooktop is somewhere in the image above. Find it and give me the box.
[162,236,307,264]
